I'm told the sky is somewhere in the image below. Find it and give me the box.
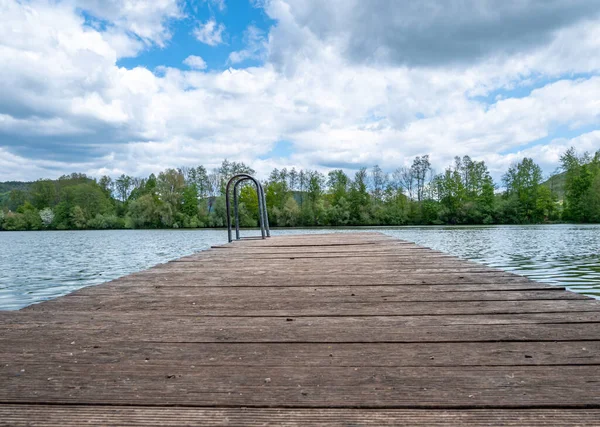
[1,0,600,182]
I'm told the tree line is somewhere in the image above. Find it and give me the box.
[1,148,599,231]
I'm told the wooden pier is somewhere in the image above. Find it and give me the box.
[1,232,600,426]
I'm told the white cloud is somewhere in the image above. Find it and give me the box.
[479,130,600,178]
[0,0,600,183]
[204,0,226,11]
[228,25,267,64]
[74,0,183,53]
[183,55,208,70]
[193,18,226,46]
[262,0,600,68]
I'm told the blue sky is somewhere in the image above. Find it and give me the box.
[0,0,599,182]
[117,1,274,71]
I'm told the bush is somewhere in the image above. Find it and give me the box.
[87,214,124,229]
[2,212,28,230]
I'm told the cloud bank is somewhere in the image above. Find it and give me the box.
[0,0,599,181]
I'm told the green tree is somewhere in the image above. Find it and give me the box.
[70,206,87,229]
[327,169,349,205]
[115,174,134,203]
[157,169,186,217]
[7,190,27,211]
[127,194,161,228]
[561,147,600,222]
[434,167,464,224]
[411,155,431,202]
[30,180,57,209]
[502,157,547,223]
[181,185,200,218]
[265,169,292,223]
[2,212,28,230]
[279,197,300,226]
[98,176,114,198]
[239,185,259,221]
[305,170,325,224]
[186,165,210,199]
[348,168,370,224]
[217,160,255,195]
[434,156,496,224]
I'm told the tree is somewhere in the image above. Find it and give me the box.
[370,165,388,203]
[7,190,27,211]
[208,196,227,227]
[288,168,299,191]
[434,156,496,224]
[396,166,415,200]
[349,168,370,224]
[306,171,324,205]
[217,159,255,195]
[127,194,161,228]
[305,170,325,224]
[266,169,291,219]
[327,196,351,226]
[327,169,349,204]
[157,169,185,212]
[298,169,307,207]
[181,185,199,218]
[561,147,600,222]
[5,151,599,230]
[70,205,87,229]
[2,212,28,230]
[502,157,546,223]
[411,155,431,202]
[98,176,114,198]
[30,180,56,209]
[280,197,300,226]
[39,207,55,228]
[434,167,464,224]
[239,185,259,223]
[584,173,600,223]
[115,175,134,203]
[184,165,210,199]
[60,182,114,221]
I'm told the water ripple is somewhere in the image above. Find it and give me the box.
[1,225,599,310]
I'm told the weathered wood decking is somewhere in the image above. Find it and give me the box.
[1,232,600,426]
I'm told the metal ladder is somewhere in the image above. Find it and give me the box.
[225,174,270,243]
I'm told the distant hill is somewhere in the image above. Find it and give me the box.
[542,171,566,200]
[0,181,33,194]
[0,181,33,207]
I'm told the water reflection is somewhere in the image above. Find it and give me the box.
[0,225,599,310]
[379,225,600,298]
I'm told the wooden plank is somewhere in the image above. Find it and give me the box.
[2,341,599,367]
[115,272,538,287]
[3,314,600,343]
[1,365,600,407]
[22,297,598,316]
[2,406,600,427]
[63,282,567,293]
[32,287,586,303]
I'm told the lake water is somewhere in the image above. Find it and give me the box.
[1,225,599,310]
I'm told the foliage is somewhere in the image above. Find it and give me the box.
[433,156,496,224]
[561,148,600,222]
[501,157,547,223]
[39,207,55,227]
[2,151,599,232]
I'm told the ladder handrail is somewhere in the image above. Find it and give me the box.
[225,174,270,243]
